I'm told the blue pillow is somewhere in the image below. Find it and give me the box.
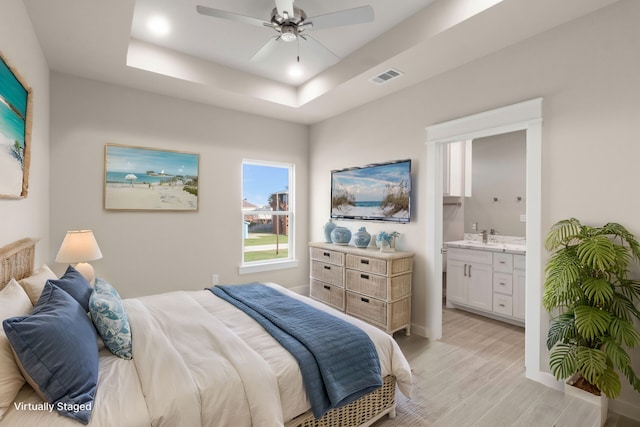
[2,282,98,424]
[48,265,93,311]
[89,278,132,359]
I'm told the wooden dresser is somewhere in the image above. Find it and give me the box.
[309,242,413,335]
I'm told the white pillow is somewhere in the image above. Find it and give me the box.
[0,279,33,419]
[18,264,57,305]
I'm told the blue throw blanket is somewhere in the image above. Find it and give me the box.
[209,284,382,418]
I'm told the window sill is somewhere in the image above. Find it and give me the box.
[239,259,299,275]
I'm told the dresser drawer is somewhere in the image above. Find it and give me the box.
[346,270,386,299]
[493,293,513,316]
[310,279,344,311]
[493,272,513,295]
[346,292,386,328]
[310,247,344,266]
[310,260,344,287]
[346,254,387,275]
[493,253,513,273]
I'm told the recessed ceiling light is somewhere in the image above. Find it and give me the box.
[147,15,171,37]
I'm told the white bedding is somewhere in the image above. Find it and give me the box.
[0,283,411,427]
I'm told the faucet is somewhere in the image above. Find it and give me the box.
[481,229,488,244]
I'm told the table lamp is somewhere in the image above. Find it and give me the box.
[55,230,103,285]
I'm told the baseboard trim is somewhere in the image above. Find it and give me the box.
[410,323,428,338]
[609,399,640,422]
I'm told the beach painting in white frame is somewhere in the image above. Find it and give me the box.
[0,52,32,199]
[104,143,199,211]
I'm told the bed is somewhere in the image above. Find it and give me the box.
[0,238,412,426]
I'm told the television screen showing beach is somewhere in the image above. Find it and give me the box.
[0,56,28,197]
[331,160,410,222]
[105,144,199,210]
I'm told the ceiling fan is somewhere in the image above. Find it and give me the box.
[196,0,374,63]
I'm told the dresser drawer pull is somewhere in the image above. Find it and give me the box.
[323,252,331,257]
[361,297,370,303]
[499,303,506,307]
[323,265,331,270]
[499,261,506,264]
[323,285,331,290]
[360,259,370,265]
[499,282,506,286]
[360,274,370,280]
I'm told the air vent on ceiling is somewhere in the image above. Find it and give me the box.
[369,68,404,85]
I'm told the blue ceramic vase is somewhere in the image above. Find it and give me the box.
[323,221,337,243]
[353,227,371,248]
[330,227,351,245]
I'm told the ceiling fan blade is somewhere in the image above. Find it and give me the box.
[299,35,339,63]
[275,0,295,19]
[250,37,281,62]
[307,5,374,31]
[196,5,270,28]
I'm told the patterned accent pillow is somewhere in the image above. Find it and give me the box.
[89,279,132,359]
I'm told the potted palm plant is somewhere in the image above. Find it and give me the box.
[544,218,640,424]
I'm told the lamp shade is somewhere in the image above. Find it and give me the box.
[55,230,103,263]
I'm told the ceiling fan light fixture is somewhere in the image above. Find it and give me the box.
[280,26,297,42]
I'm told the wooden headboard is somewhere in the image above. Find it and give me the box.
[0,238,37,290]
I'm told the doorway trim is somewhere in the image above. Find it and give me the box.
[425,98,548,383]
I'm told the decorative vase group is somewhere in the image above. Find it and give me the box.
[322,222,376,248]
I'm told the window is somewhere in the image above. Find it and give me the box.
[240,160,296,273]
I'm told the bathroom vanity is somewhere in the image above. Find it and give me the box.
[445,236,525,326]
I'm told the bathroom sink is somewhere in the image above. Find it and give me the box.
[461,240,498,246]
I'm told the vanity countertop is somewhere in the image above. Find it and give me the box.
[445,236,526,255]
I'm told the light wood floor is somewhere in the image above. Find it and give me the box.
[373,308,637,427]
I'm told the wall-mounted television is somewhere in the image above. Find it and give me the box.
[331,159,411,223]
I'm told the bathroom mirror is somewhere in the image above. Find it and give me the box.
[463,130,526,236]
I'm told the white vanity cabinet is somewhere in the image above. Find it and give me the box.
[512,255,526,320]
[492,253,514,316]
[446,242,525,326]
[446,248,493,311]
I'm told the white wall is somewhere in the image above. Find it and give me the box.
[49,73,309,298]
[0,0,50,264]
[309,0,640,415]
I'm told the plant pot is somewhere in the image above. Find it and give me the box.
[565,373,608,426]
[375,234,396,252]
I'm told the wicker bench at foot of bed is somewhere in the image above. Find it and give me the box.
[285,375,396,427]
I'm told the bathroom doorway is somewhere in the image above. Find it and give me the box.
[441,131,527,324]
[425,98,546,384]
